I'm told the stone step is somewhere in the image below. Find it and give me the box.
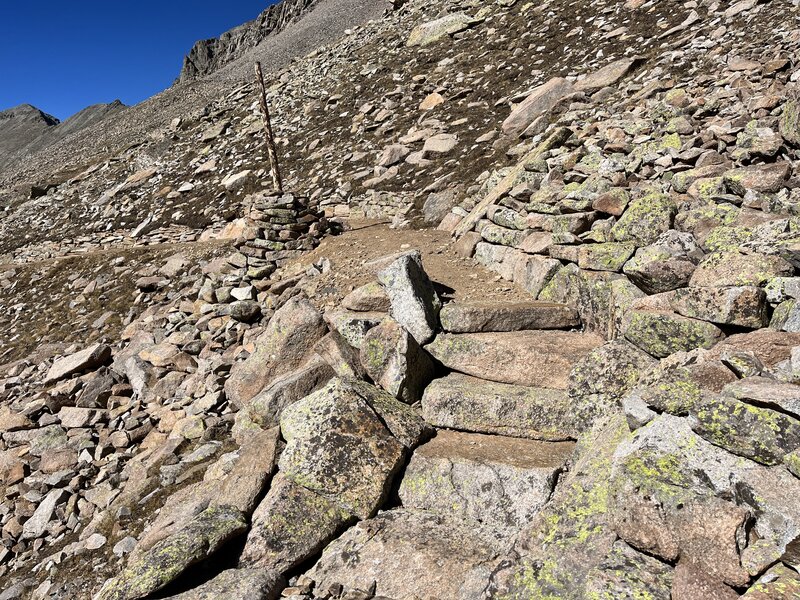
[421,373,579,441]
[439,301,579,333]
[426,330,603,389]
[398,429,575,538]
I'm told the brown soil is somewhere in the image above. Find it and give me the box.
[289,220,533,310]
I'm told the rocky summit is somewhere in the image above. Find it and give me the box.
[2,0,800,598]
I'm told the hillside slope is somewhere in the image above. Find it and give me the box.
[2,0,800,599]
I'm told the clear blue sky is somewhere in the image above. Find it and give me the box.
[0,1,275,120]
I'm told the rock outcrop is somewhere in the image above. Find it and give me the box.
[178,0,319,82]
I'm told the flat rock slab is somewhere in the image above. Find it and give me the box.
[422,373,578,440]
[305,509,503,600]
[439,301,579,333]
[426,330,603,389]
[97,506,248,600]
[44,343,111,384]
[723,376,800,420]
[399,429,574,537]
[161,568,284,600]
[225,298,328,407]
[240,474,355,573]
[406,12,474,47]
[279,378,429,519]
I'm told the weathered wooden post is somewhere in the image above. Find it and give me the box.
[254,61,284,195]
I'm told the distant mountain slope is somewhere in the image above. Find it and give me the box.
[0,104,60,165]
[0,101,126,172]
[178,0,319,82]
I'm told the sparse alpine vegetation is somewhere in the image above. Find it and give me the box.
[2,0,800,598]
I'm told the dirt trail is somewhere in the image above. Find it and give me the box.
[290,221,533,309]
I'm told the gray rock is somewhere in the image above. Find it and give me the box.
[325,309,386,349]
[22,489,65,540]
[44,343,111,384]
[585,541,673,600]
[240,474,355,572]
[225,297,328,407]
[671,286,768,328]
[490,416,629,599]
[305,509,503,600]
[360,318,434,404]
[278,378,420,519]
[421,373,577,440]
[723,376,800,419]
[377,250,441,345]
[624,310,725,358]
[97,506,248,600]
[406,12,474,47]
[246,356,335,427]
[439,301,579,332]
[161,569,284,600]
[398,429,574,538]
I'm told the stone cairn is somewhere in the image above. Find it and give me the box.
[236,191,329,277]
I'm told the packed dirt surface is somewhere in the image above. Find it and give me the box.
[292,220,533,308]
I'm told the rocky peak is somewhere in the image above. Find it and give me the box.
[0,104,60,127]
[178,0,319,82]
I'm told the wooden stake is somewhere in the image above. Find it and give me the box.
[254,62,284,195]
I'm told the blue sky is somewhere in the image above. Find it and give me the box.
[0,1,274,120]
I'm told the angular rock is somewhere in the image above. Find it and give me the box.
[671,285,768,328]
[512,254,561,297]
[313,331,366,380]
[399,429,574,537]
[161,569,284,600]
[421,373,577,441]
[278,378,420,519]
[578,242,636,271]
[723,376,800,419]
[623,246,696,294]
[306,510,502,600]
[44,343,111,384]
[406,12,473,47]
[612,414,800,576]
[502,77,575,136]
[97,506,248,600]
[360,318,434,404]
[342,281,390,312]
[490,416,629,599]
[22,488,65,540]
[672,560,739,600]
[377,250,441,345]
[779,100,800,147]
[426,330,603,388]
[439,301,579,333]
[325,309,385,349]
[422,133,458,157]
[225,297,327,407]
[690,252,794,287]
[584,541,673,600]
[568,341,657,430]
[742,564,800,598]
[575,57,641,93]
[240,474,355,572]
[724,162,791,195]
[691,396,800,466]
[247,356,335,427]
[611,192,676,247]
[624,310,725,358]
